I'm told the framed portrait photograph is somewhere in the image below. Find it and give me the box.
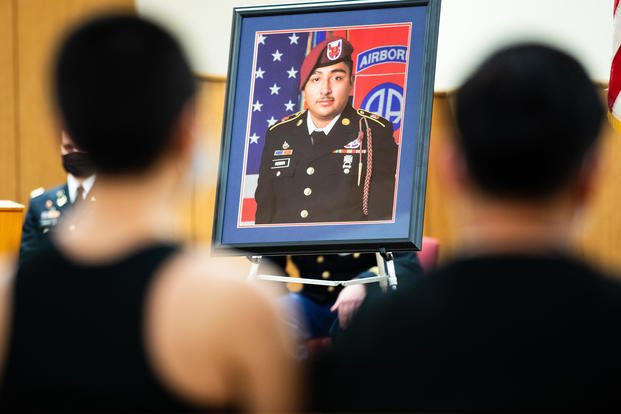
[213,0,441,255]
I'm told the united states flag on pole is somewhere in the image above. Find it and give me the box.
[609,0,621,132]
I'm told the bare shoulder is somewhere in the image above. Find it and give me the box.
[0,255,15,290]
[148,247,283,348]
[0,256,16,380]
[0,256,16,313]
[144,247,295,409]
[156,247,281,308]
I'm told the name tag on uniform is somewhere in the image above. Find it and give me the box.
[271,158,291,169]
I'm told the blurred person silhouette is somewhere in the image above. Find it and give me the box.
[19,131,96,265]
[311,43,621,411]
[0,14,298,412]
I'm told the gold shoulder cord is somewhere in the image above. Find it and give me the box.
[356,116,373,216]
[357,109,385,127]
[268,110,304,131]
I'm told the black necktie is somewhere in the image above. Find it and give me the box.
[311,130,326,145]
[74,185,84,206]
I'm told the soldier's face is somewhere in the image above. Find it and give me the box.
[303,62,353,126]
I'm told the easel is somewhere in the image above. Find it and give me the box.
[247,248,398,291]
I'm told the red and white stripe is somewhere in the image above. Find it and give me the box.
[240,175,259,225]
[609,0,621,131]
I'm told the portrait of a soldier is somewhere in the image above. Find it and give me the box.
[254,37,399,224]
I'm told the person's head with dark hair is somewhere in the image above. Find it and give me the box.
[54,14,197,175]
[444,43,605,252]
[0,15,299,413]
[454,43,604,200]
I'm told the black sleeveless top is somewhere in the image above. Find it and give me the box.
[0,241,228,412]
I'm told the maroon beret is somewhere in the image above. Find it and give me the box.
[299,37,354,91]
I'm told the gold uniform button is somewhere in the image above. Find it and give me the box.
[316,256,324,263]
[304,187,312,196]
[353,253,361,259]
[327,286,335,292]
[344,168,350,174]
[300,209,309,218]
[306,166,315,175]
[321,271,330,279]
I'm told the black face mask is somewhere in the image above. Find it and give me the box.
[62,152,95,178]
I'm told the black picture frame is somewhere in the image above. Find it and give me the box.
[212,0,441,256]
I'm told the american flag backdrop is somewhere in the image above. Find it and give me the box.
[240,26,411,225]
[246,32,309,176]
[240,32,310,224]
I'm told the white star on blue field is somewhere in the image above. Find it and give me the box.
[246,32,310,175]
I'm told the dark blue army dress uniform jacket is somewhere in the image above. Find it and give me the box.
[254,105,398,224]
[19,184,71,264]
[264,251,423,304]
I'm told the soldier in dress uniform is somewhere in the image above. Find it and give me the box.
[19,132,96,263]
[266,251,423,348]
[254,37,398,224]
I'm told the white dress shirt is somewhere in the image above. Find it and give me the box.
[67,174,96,203]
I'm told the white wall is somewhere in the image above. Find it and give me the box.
[136,0,612,91]
[436,0,611,90]
[135,0,325,77]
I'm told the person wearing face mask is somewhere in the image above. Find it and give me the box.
[18,131,96,264]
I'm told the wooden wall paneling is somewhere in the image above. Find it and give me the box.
[421,94,460,262]
[193,79,227,245]
[573,122,621,274]
[15,0,134,205]
[0,0,17,200]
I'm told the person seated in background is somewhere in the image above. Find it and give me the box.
[0,14,298,412]
[265,252,423,351]
[19,132,96,264]
[311,43,621,411]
